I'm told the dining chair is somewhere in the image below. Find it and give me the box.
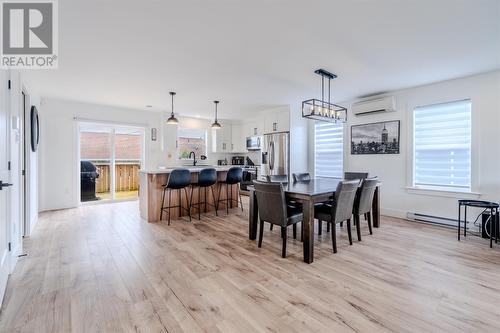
[352,177,378,241]
[266,174,299,231]
[292,173,311,182]
[160,168,192,225]
[217,166,244,214]
[253,180,303,258]
[189,168,218,219]
[344,171,369,223]
[266,174,289,183]
[314,180,359,253]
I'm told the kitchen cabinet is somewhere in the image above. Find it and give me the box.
[264,109,290,133]
[231,123,246,153]
[211,122,232,153]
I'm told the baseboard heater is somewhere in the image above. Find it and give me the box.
[406,212,457,228]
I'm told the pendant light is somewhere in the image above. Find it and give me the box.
[166,91,179,125]
[302,69,347,123]
[211,100,221,129]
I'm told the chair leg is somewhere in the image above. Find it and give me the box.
[168,189,172,226]
[211,186,218,216]
[178,189,181,218]
[198,186,201,220]
[364,213,368,221]
[189,185,194,219]
[327,222,330,232]
[355,214,362,241]
[216,183,222,213]
[367,211,373,235]
[281,226,287,258]
[160,187,166,221]
[239,183,244,212]
[258,219,264,248]
[293,224,297,239]
[184,188,191,222]
[270,224,273,231]
[347,219,353,245]
[204,187,207,213]
[340,222,343,227]
[331,223,337,253]
[226,184,229,214]
[318,220,322,235]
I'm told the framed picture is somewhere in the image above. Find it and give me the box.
[351,120,400,154]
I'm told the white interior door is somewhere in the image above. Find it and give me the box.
[0,70,12,304]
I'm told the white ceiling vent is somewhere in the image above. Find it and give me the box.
[352,96,395,116]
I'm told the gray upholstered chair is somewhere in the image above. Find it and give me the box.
[292,173,311,182]
[266,174,289,183]
[253,180,303,258]
[344,172,370,222]
[266,174,300,231]
[344,172,369,181]
[314,180,359,253]
[353,177,378,241]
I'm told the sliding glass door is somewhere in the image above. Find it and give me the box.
[79,123,144,202]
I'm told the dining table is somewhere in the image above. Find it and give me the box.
[248,178,380,264]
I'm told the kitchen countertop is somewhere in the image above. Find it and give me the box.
[140,165,241,174]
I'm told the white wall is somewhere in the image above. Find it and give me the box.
[38,98,165,211]
[38,98,244,211]
[309,70,500,220]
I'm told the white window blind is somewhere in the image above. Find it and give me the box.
[315,122,343,178]
[413,100,471,189]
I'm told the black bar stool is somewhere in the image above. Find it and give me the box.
[458,199,499,248]
[160,168,192,225]
[189,168,218,219]
[217,166,243,214]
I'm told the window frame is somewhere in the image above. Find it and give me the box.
[177,127,208,160]
[408,98,478,197]
[313,121,345,179]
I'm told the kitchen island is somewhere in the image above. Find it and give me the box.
[139,167,240,222]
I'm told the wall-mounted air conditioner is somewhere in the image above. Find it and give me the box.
[352,96,396,116]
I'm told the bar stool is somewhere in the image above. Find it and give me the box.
[458,199,499,248]
[160,168,192,225]
[189,168,218,219]
[217,167,243,214]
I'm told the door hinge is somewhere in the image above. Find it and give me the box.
[22,170,25,176]
[8,242,11,252]
[8,161,11,170]
[8,80,11,90]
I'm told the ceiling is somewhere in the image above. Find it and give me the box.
[23,0,500,119]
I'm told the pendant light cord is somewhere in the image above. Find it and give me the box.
[171,93,174,116]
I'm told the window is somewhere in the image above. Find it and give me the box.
[178,127,207,159]
[413,100,471,190]
[314,121,344,178]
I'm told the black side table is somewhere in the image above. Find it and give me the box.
[458,200,499,248]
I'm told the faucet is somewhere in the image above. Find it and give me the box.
[189,151,197,166]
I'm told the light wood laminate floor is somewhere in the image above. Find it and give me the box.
[1,200,500,332]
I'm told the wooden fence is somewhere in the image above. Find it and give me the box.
[91,161,140,193]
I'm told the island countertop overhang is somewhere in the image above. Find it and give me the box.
[140,166,236,174]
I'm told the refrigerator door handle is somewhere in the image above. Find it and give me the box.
[269,141,275,171]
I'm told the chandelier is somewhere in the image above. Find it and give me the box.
[302,69,347,123]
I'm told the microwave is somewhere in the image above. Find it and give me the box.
[246,136,261,150]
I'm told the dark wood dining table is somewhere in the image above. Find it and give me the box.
[248,178,380,264]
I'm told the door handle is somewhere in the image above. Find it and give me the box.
[0,181,13,190]
[269,141,275,171]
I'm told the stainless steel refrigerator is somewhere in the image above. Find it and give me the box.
[260,131,290,181]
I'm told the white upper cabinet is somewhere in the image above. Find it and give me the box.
[212,122,232,153]
[231,123,246,153]
[264,109,290,133]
